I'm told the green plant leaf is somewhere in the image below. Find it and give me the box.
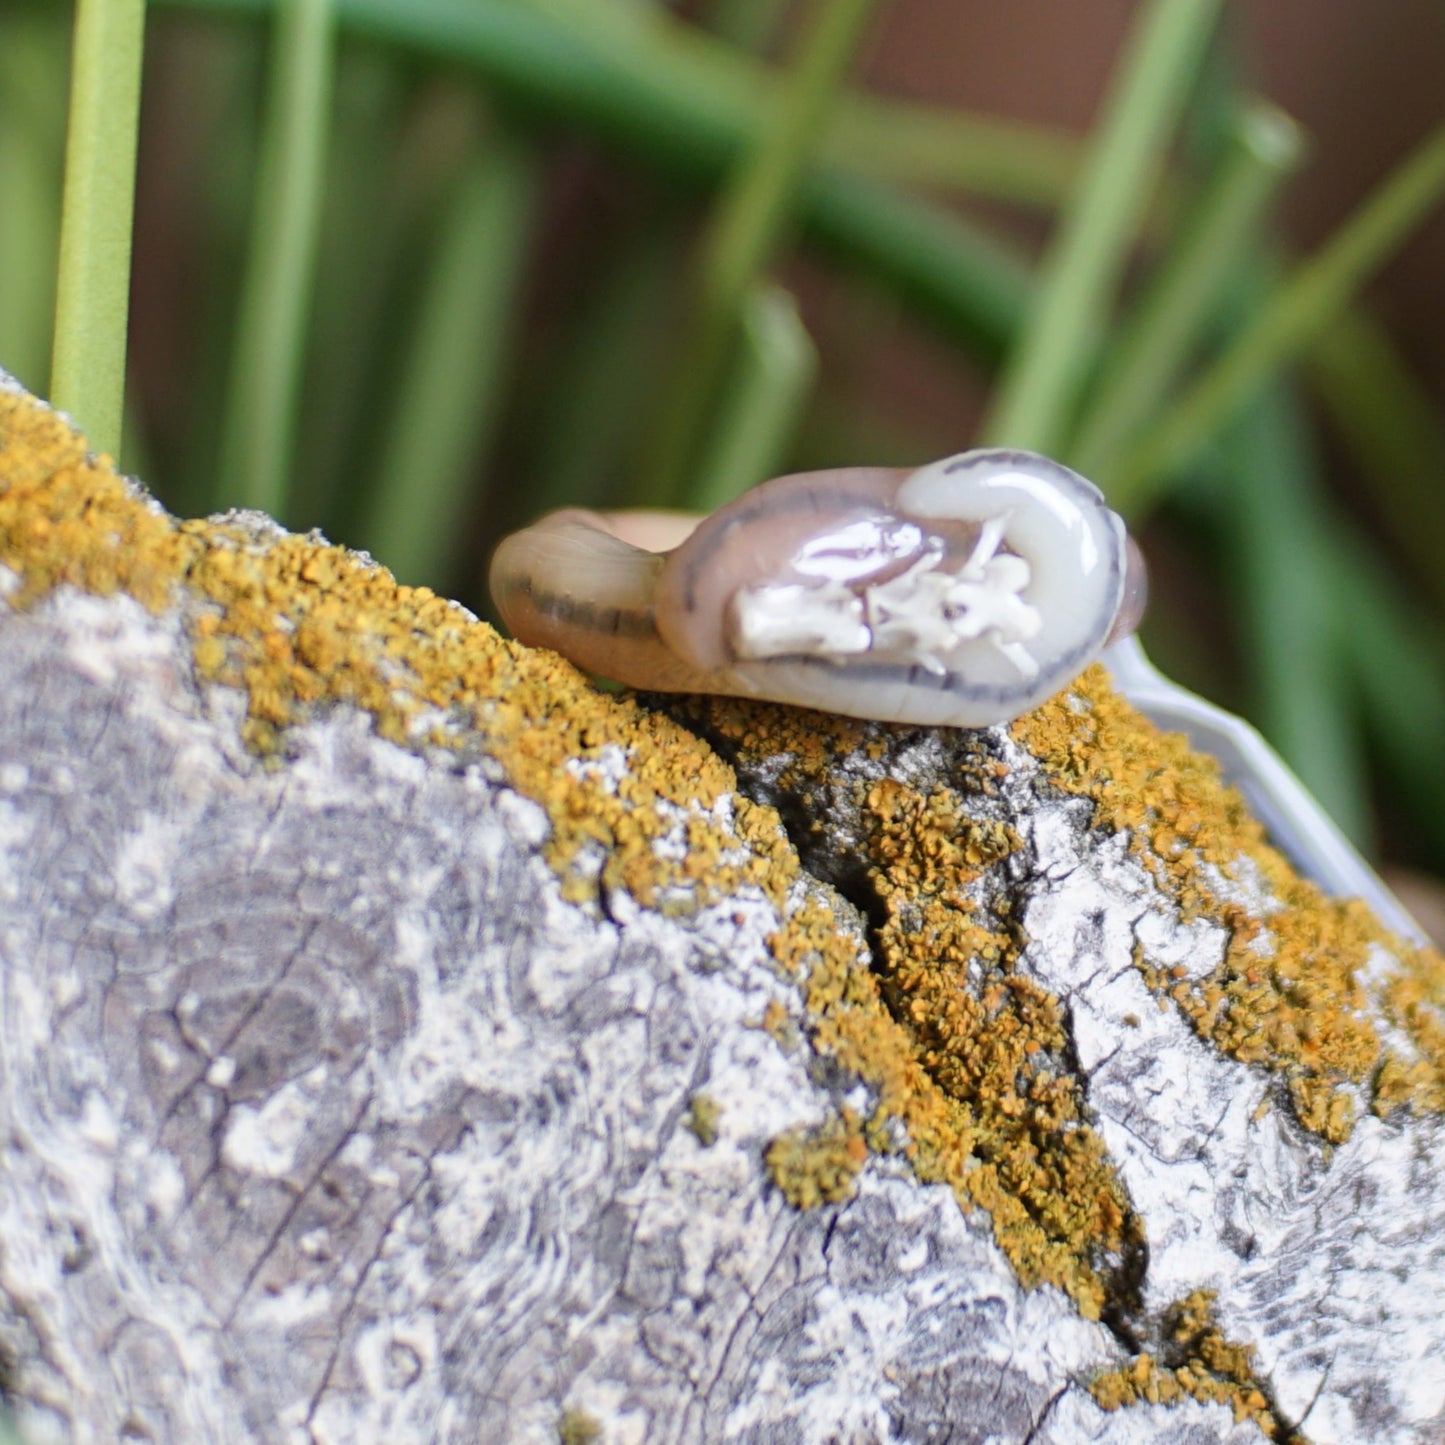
[161,0,1040,360]
[637,0,879,505]
[982,0,1223,455]
[355,123,539,586]
[1114,118,1445,514]
[50,0,147,457]
[1217,381,1373,847]
[690,283,817,512]
[216,0,336,519]
[1069,100,1303,482]
[1308,307,1445,617]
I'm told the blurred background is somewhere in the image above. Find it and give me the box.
[1,0,1442,912]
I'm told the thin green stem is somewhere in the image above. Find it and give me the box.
[702,0,785,53]
[216,0,336,519]
[168,0,1086,208]
[528,225,677,517]
[981,0,1222,454]
[639,0,879,505]
[50,0,147,457]
[1307,308,1445,616]
[288,46,409,532]
[825,100,1099,215]
[1332,530,1445,859]
[177,22,269,519]
[1069,100,1302,482]
[357,127,539,586]
[691,283,818,512]
[0,10,69,396]
[518,0,1085,209]
[802,171,1031,360]
[703,0,878,313]
[1113,118,1445,514]
[163,0,1040,360]
[1220,382,1371,847]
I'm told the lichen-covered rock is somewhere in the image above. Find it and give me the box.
[0,374,1443,1443]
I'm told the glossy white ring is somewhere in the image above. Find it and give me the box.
[489,449,1146,728]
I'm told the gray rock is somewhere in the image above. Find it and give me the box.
[0,389,1441,1439]
[0,583,1265,1445]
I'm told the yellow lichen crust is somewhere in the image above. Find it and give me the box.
[687,698,1137,1322]
[0,384,798,914]
[557,1407,603,1444]
[765,1109,868,1207]
[5,382,1439,1428]
[1015,667,1445,1141]
[685,1092,721,1147]
[862,775,1137,1317]
[1090,1291,1291,1440]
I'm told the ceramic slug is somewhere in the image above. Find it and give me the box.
[489,448,1145,727]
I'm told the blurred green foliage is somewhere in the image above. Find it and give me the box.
[3,0,1445,878]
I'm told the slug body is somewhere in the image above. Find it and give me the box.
[490,449,1142,727]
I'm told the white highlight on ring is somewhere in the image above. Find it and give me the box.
[489,449,1143,728]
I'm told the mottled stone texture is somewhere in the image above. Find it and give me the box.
[0,576,1442,1444]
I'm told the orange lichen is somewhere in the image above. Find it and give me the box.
[1016,668,1445,1140]
[860,775,1137,1316]
[765,1108,868,1207]
[3,380,1439,1428]
[556,1407,602,1445]
[692,695,1138,1321]
[0,384,795,914]
[685,1093,721,1147]
[1090,1291,1290,1440]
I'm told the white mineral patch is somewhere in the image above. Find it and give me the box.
[564,742,630,790]
[0,797,35,863]
[1,553,1441,1443]
[242,1278,336,1333]
[1198,854,1282,918]
[113,814,182,919]
[1018,747,1445,1445]
[1030,1388,1268,1444]
[205,1055,236,1088]
[77,1092,119,1153]
[139,1150,186,1222]
[48,970,82,1011]
[60,589,175,686]
[493,783,549,847]
[147,1035,182,1075]
[221,1081,317,1178]
[354,1315,436,1398]
[1132,898,1226,979]
[297,1227,331,1259]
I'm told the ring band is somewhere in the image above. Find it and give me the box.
[490,449,1146,728]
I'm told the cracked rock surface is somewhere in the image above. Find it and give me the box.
[1,371,1443,1443]
[0,586,1277,1445]
[666,699,1445,1445]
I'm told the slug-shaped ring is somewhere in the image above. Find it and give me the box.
[489,449,1146,728]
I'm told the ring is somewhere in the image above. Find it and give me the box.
[489,449,1146,728]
